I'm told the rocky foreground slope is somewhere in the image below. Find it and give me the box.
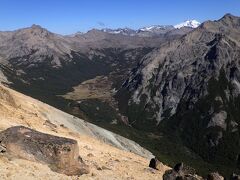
[0,84,170,179]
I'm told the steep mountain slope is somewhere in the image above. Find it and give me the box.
[117,14,240,175]
[0,83,170,179]
[0,84,153,158]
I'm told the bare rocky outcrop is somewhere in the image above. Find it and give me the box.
[230,173,240,180]
[163,163,202,180]
[0,86,17,107]
[207,172,224,180]
[0,126,89,176]
[149,157,164,170]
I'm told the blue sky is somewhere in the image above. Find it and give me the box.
[0,0,239,34]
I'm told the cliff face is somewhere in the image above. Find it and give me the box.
[118,14,240,170]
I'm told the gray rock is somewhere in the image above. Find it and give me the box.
[0,144,6,153]
[0,126,89,176]
[207,172,224,180]
[149,157,163,170]
[163,163,202,180]
[230,173,240,180]
[207,111,227,130]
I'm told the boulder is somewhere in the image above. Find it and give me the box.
[230,173,240,180]
[174,162,184,172]
[149,157,163,170]
[0,144,6,153]
[163,162,202,180]
[0,126,89,176]
[207,172,224,180]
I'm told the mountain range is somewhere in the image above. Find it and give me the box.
[0,14,239,177]
[97,20,200,37]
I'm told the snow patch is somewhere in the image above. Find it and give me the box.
[174,20,200,29]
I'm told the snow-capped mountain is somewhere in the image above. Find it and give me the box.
[174,20,201,29]
[101,26,176,37]
[102,28,136,36]
[99,21,200,37]
[100,24,186,37]
[138,25,174,32]
[74,20,200,37]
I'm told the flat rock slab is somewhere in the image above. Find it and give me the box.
[0,126,89,176]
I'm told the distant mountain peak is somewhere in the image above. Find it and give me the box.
[222,13,235,19]
[31,24,43,29]
[27,24,51,35]
[219,13,240,26]
[174,20,200,29]
[138,25,174,32]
